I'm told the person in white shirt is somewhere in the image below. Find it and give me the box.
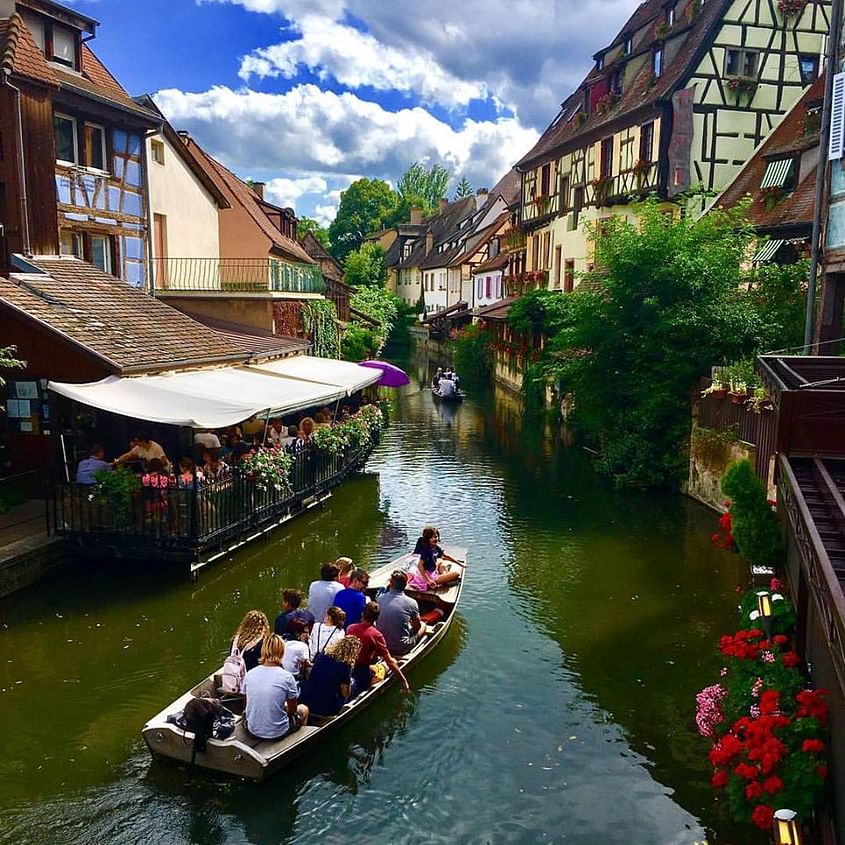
[194,430,221,450]
[307,562,343,622]
[266,418,284,447]
[116,432,169,470]
[439,378,456,398]
[309,606,346,659]
[281,619,312,682]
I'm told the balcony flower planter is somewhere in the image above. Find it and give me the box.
[778,0,807,16]
[702,380,729,400]
[533,196,551,216]
[727,76,756,102]
[761,186,785,211]
[590,177,613,207]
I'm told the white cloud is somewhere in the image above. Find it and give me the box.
[263,175,327,208]
[155,83,537,206]
[239,15,488,110]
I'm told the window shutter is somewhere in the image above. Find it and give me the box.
[828,72,845,161]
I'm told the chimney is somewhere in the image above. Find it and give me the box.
[425,229,434,254]
[177,130,190,142]
[251,181,266,200]
[476,188,489,197]
[410,206,423,225]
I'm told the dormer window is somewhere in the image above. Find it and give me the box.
[52,24,77,68]
[653,48,664,78]
[624,35,633,55]
[20,10,79,70]
[761,158,797,192]
[596,54,605,72]
[610,69,623,96]
[665,4,675,26]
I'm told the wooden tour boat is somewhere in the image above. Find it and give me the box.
[431,386,465,403]
[142,547,467,781]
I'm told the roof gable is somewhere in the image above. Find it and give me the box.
[0,12,59,86]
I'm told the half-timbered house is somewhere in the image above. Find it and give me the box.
[0,0,159,283]
[512,0,830,292]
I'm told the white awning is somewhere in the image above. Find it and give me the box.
[760,158,795,189]
[753,239,786,263]
[48,366,349,429]
[249,355,381,394]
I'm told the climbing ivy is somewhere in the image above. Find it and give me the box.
[302,300,340,359]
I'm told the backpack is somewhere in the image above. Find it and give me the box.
[221,642,246,694]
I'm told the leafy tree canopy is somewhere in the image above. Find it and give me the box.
[508,199,806,487]
[328,178,397,263]
[385,162,451,226]
[349,286,401,354]
[454,175,474,200]
[343,242,387,289]
[297,217,330,250]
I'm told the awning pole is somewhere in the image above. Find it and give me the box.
[261,411,271,447]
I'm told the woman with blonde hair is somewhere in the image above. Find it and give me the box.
[299,417,315,442]
[309,605,346,659]
[300,635,362,717]
[243,634,309,739]
[231,609,270,671]
[336,556,354,587]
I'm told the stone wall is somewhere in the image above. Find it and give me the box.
[684,423,757,513]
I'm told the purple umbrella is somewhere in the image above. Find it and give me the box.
[359,360,411,387]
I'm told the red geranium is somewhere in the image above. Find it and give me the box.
[744,780,763,800]
[763,776,783,794]
[782,652,801,668]
[711,769,729,788]
[802,738,825,754]
[759,690,780,715]
[773,634,789,645]
[751,804,774,830]
[817,765,828,779]
[734,762,759,780]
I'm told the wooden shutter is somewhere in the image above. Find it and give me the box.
[829,72,845,161]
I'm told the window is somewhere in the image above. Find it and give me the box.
[151,139,165,165]
[83,123,106,171]
[624,35,633,55]
[600,137,614,179]
[573,186,585,227]
[51,24,77,68]
[596,54,604,72]
[639,121,655,162]
[540,163,551,197]
[564,259,575,293]
[90,235,113,274]
[799,54,819,86]
[554,245,562,289]
[610,69,623,96]
[560,175,571,212]
[59,230,82,257]
[666,4,675,26]
[725,48,758,78]
[54,114,78,164]
[653,48,664,78]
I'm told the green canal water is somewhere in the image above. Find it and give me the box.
[0,356,755,844]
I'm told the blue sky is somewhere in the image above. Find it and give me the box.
[68,0,639,223]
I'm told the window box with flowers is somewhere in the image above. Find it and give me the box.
[760,185,785,211]
[632,158,653,188]
[589,176,612,206]
[594,92,619,117]
[726,76,756,100]
[778,0,807,17]
[533,195,551,217]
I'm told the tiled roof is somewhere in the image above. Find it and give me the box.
[0,257,244,374]
[185,313,311,358]
[421,301,469,325]
[301,231,344,282]
[516,0,730,169]
[488,168,521,206]
[449,212,510,269]
[410,197,477,270]
[474,296,515,321]
[716,75,824,232]
[0,12,59,86]
[188,140,315,265]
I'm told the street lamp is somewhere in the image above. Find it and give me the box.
[773,809,802,845]
[757,590,774,638]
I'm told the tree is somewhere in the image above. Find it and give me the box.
[343,242,387,289]
[508,198,805,487]
[0,345,24,410]
[385,161,452,226]
[348,286,400,354]
[328,179,397,263]
[297,217,330,250]
[454,175,473,200]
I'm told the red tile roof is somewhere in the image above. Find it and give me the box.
[474,296,515,321]
[0,257,244,374]
[516,0,730,169]
[185,313,311,357]
[0,12,59,87]
[473,252,509,275]
[716,74,824,232]
[187,140,316,265]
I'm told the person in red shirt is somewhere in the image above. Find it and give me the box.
[347,601,410,696]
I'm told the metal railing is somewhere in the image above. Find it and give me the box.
[152,257,326,295]
[51,437,375,555]
[0,468,50,532]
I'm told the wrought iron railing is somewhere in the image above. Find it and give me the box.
[152,258,326,295]
[51,437,375,554]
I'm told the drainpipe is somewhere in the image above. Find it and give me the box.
[804,0,843,351]
[3,69,32,256]
[141,127,158,297]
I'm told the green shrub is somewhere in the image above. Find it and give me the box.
[451,324,491,381]
[721,459,783,566]
[341,324,378,361]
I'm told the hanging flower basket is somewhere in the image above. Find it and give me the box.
[778,0,807,16]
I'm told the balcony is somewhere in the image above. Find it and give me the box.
[586,162,658,207]
[152,258,326,295]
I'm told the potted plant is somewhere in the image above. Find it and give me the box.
[702,379,729,400]
[746,387,773,414]
[632,158,652,188]
[92,467,141,528]
[730,379,748,404]
[727,77,756,100]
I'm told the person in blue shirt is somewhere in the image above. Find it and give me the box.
[274,588,316,639]
[76,445,112,485]
[299,635,361,717]
[333,568,369,628]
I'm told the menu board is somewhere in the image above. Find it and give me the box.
[4,380,49,435]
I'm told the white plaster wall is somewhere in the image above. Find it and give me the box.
[147,133,220,261]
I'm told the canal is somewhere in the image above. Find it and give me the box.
[0,356,752,844]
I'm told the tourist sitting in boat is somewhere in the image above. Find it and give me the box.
[309,606,346,659]
[377,570,426,656]
[307,562,343,622]
[116,431,170,471]
[438,376,456,398]
[76,445,112,485]
[299,635,361,718]
[274,588,316,638]
[281,619,311,682]
[408,526,462,590]
[336,556,354,588]
[347,601,410,696]
[231,610,270,672]
[333,567,369,626]
[243,634,309,740]
[432,367,443,388]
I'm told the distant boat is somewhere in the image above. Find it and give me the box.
[141,547,467,781]
[431,386,465,403]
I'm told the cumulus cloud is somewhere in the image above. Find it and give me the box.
[263,175,327,208]
[239,15,488,110]
[155,83,537,198]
